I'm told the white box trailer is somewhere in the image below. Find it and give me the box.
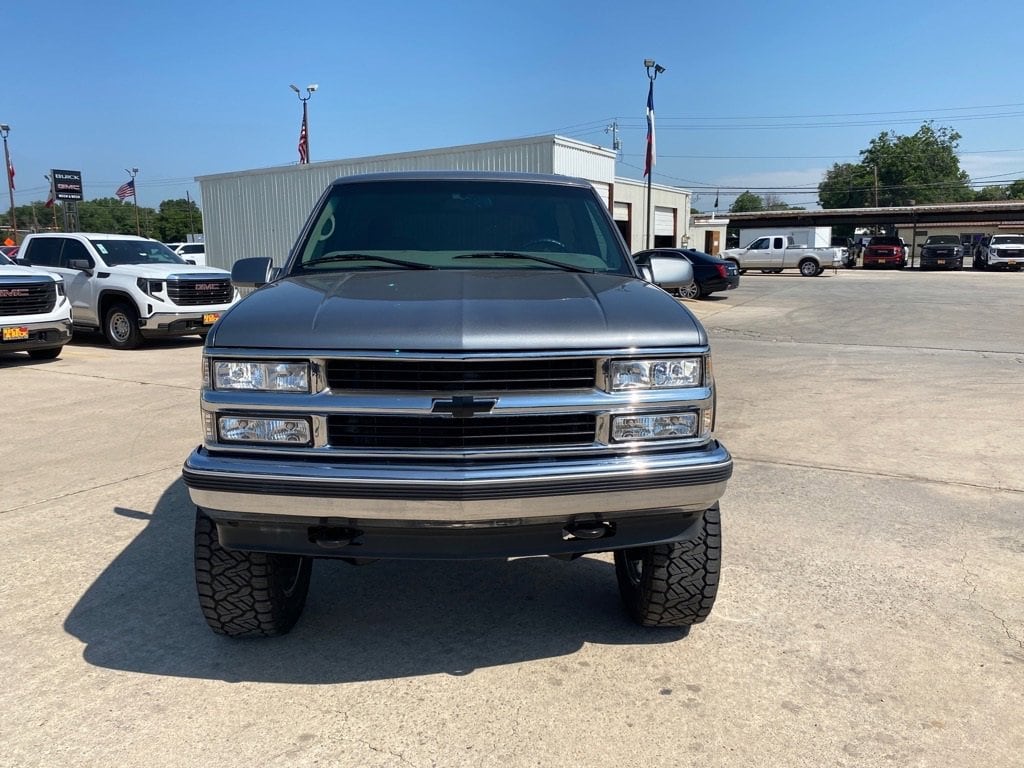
[738,226,832,248]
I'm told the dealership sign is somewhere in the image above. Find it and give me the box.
[51,169,83,201]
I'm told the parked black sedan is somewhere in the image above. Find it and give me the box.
[633,248,740,299]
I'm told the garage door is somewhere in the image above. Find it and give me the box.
[614,202,630,222]
[654,207,675,236]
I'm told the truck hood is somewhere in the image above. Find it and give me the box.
[0,264,61,282]
[105,264,229,279]
[210,270,708,351]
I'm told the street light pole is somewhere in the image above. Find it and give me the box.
[643,60,665,249]
[0,124,17,243]
[289,83,318,163]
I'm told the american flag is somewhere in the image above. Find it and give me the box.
[116,179,135,200]
[298,110,309,164]
[643,79,655,177]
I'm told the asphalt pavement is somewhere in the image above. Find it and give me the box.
[1,267,1021,768]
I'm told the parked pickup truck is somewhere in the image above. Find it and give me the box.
[19,233,238,349]
[862,235,907,269]
[0,259,72,360]
[719,234,842,276]
[182,171,733,638]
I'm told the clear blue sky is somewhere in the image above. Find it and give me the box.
[7,0,1024,211]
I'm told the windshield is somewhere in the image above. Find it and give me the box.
[991,236,1024,245]
[90,239,187,266]
[293,179,631,274]
[925,236,960,245]
[869,236,903,246]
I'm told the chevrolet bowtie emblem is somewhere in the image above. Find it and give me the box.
[431,396,497,417]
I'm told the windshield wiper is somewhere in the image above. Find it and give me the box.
[303,253,436,270]
[453,252,595,273]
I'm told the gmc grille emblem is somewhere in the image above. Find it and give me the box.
[193,283,220,291]
[0,288,30,298]
[431,396,498,418]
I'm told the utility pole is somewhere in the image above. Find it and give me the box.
[604,121,621,154]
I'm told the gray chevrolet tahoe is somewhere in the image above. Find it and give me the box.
[182,171,732,637]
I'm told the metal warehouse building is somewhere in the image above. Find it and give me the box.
[195,135,691,270]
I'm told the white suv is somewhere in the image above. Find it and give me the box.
[18,233,237,349]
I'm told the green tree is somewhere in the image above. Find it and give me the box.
[730,190,764,212]
[818,123,972,208]
[1007,180,1024,199]
[77,198,158,236]
[153,198,203,242]
[974,185,1008,201]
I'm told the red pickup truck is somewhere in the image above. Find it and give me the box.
[863,236,907,269]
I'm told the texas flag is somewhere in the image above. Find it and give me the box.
[643,80,655,177]
[6,156,13,190]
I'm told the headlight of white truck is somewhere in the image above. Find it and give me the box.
[207,359,310,392]
[607,358,703,391]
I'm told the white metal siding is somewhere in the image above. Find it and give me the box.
[590,182,610,208]
[198,135,619,269]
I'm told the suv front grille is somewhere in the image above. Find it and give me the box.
[0,281,56,316]
[327,414,597,450]
[167,278,233,306]
[325,358,597,392]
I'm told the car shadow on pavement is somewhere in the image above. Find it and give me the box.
[64,478,686,683]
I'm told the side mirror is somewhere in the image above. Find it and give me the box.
[185,259,197,265]
[647,255,694,287]
[68,259,93,273]
[231,257,275,288]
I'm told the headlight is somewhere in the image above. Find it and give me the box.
[608,358,703,391]
[136,277,164,297]
[212,360,310,392]
[218,416,312,445]
[612,412,699,441]
[55,281,66,297]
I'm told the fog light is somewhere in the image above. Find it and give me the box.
[218,416,312,445]
[612,412,698,441]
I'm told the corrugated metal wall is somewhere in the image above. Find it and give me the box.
[198,136,646,269]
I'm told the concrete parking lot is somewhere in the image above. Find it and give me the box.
[2,268,1022,767]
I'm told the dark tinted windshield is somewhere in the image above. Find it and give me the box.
[991,235,1024,245]
[90,239,186,266]
[869,236,903,246]
[295,179,631,274]
[925,236,960,245]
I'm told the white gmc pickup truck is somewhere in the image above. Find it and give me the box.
[0,257,72,360]
[19,233,237,349]
[720,234,843,276]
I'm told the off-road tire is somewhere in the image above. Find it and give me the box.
[614,503,721,628]
[104,302,143,350]
[194,508,312,637]
[27,346,62,360]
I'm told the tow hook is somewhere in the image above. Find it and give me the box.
[562,520,615,541]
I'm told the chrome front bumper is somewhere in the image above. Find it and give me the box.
[183,441,733,523]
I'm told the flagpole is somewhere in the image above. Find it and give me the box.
[1,124,17,243]
[643,60,665,250]
[126,167,140,236]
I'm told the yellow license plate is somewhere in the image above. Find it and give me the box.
[202,313,220,325]
[3,326,29,341]
[937,259,945,264]
[1008,261,1017,266]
